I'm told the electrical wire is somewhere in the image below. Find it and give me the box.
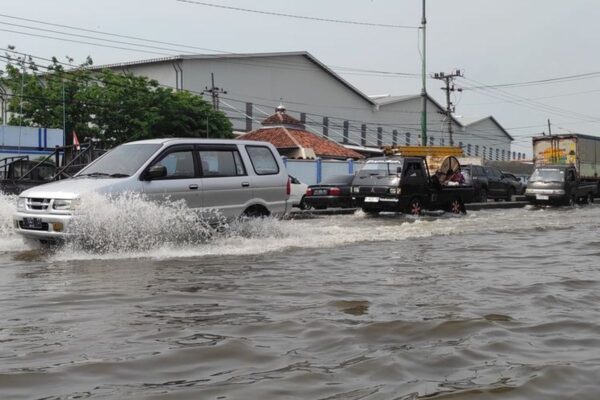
[2,49,530,156]
[174,0,419,29]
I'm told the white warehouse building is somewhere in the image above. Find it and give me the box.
[96,51,520,160]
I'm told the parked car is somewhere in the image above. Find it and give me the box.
[13,138,290,241]
[461,165,515,202]
[501,172,525,195]
[304,174,355,209]
[288,175,308,209]
[461,165,488,202]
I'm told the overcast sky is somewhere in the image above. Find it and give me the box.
[3,0,600,155]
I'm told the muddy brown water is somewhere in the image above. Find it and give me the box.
[1,200,600,399]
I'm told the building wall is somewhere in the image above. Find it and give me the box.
[116,54,513,156]
[0,126,64,159]
[458,119,512,160]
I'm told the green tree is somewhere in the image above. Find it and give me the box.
[0,50,233,145]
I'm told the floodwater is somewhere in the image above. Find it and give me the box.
[1,194,600,399]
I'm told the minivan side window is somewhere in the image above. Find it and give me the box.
[246,146,280,175]
[199,149,246,177]
[154,150,195,179]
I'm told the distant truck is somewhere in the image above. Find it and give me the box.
[351,155,474,215]
[525,134,599,205]
[0,157,57,195]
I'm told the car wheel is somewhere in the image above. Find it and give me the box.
[506,188,515,202]
[479,189,487,203]
[588,193,594,204]
[567,195,576,207]
[299,196,310,210]
[448,198,466,214]
[242,205,269,218]
[408,197,422,216]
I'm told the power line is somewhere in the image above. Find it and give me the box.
[0,49,539,151]
[0,21,191,55]
[459,76,600,124]
[0,18,422,79]
[462,71,600,90]
[0,28,175,56]
[174,0,419,29]
[0,13,231,54]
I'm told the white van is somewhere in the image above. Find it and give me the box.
[13,138,290,241]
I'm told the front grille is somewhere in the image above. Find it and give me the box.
[358,186,388,194]
[26,198,51,211]
[19,221,49,231]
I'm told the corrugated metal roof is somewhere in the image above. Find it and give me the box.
[90,51,377,106]
[463,115,513,141]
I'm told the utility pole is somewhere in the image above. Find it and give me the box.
[420,0,428,146]
[433,69,463,146]
[547,118,552,136]
[202,72,227,111]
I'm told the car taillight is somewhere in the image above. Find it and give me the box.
[286,177,291,196]
[329,187,341,195]
[306,187,313,196]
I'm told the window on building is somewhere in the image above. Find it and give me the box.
[405,132,411,146]
[496,148,500,160]
[467,144,472,156]
[501,149,505,160]
[475,145,479,156]
[441,138,445,146]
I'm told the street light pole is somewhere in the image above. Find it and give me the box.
[420,0,428,146]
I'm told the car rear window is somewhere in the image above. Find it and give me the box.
[246,146,280,175]
[322,175,354,185]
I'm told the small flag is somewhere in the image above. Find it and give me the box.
[73,130,80,150]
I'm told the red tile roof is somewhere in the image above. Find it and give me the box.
[241,127,364,159]
[261,112,303,126]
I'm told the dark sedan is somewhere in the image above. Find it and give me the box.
[304,174,355,209]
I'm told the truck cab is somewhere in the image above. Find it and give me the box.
[351,156,474,215]
[525,164,595,205]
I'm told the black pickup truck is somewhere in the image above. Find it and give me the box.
[0,158,57,195]
[351,156,474,215]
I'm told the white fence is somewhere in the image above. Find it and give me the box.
[283,158,364,185]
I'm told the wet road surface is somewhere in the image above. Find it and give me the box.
[1,194,600,399]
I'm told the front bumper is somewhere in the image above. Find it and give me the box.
[525,194,566,205]
[13,211,73,240]
[353,196,403,212]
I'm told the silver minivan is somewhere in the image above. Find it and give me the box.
[13,138,290,241]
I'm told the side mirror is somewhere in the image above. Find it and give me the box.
[396,166,402,174]
[145,165,167,180]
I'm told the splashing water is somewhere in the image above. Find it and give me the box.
[60,192,232,254]
[0,193,29,252]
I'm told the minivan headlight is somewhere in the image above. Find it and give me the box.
[16,197,26,211]
[53,198,80,210]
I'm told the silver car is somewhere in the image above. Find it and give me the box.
[13,138,290,241]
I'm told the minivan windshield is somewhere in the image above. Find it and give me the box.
[358,161,403,176]
[530,168,564,183]
[77,143,162,177]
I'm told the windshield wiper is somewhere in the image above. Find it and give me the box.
[78,172,110,177]
[78,172,129,178]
